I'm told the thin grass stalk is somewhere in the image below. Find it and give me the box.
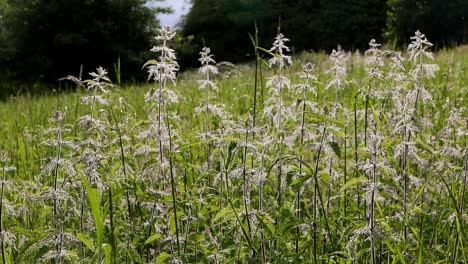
[258,154,267,263]
[259,56,265,110]
[53,116,62,222]
[223,146,257,256]
[226,189,258,256]
[108,107,136,232]
[295,62,316,254]
[344,127,347,217]
[452,147,468,264]
[0,164,6,264]
[295,88,308,254]
[370,144,377,264]
[312,125,327,263]
[249,29,261,236]
[241,122,253,241]
[364,96,370,221]
[57,224,64,264]
[80,187,86,259]
[252,22,259,142]
[364,95,369,147]
[353,94,361,216]
[165,108,180,254]
[204,69,211,182]
[402,124,409,241]
[52,113,63,262]
[183,204,192,254]
[108,186,116,264]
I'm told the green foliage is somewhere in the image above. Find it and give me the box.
[386,0,468,47]
[181,0,387,65]
[1,0,168,86]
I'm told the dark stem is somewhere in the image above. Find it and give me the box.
[242,126,253,241]
[1,165,6,264]
[108,186,116,264]
[166,108,180,254]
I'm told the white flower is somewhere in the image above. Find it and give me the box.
[268,33,292,69]
[325,49,347,90]
[408,30,434,63]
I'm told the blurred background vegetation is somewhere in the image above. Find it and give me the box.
[0,0,466,97]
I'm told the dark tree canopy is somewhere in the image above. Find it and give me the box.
[1,0,467,96]
[181,0,466,65]
[180,0,388,65]
[180,0,266,67]
[387,0,467,47]
[1,0,167,85]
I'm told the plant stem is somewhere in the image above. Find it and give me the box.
[108,186,116,264]
[166,108,180,254]
[296,73,309,254]
[313,125,327,263]
[370,146,377,264]
[241,123,253,241]
[1,164,6,264]
[452,147,468,264]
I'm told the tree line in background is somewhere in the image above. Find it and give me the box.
[0,0,169,95]
[0,0,466,96]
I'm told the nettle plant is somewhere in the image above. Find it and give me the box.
[0,27,466,264]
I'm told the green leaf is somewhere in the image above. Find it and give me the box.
[156,252,171,264]
[306,112,344,126]
[82,176,104,254]
[103,244,112,264]
[14,231,46,262]
[213,208,234,223]
[258,57,271,68]
[142,59,158,69]
[410,207,427,216]
[257,46,276,57]
[319,172,331,184]
[145,234,162,245]
[328,141,341,157]
[176,137,238,151]
[257,212,275,235]
[369,100,383,129]
[169,214,176,233]
[290,174,313,189]
[339,176,368,193]
[414,138,434,154]
[133,119,152,128]
[77,233,95,252]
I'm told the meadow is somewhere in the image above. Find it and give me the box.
[0,28,467,263]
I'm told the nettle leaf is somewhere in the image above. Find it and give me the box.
[213,207,234,223]
[142,59,159,69]
[156,252,171,264]
[290,174,313,189]
[339,176,368,193]
[145,234,162,245]
[257,212,275,235]
[328,141,341,157]
[319,172,331,184]
[306,112,344,126]
[134,120,152,127]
